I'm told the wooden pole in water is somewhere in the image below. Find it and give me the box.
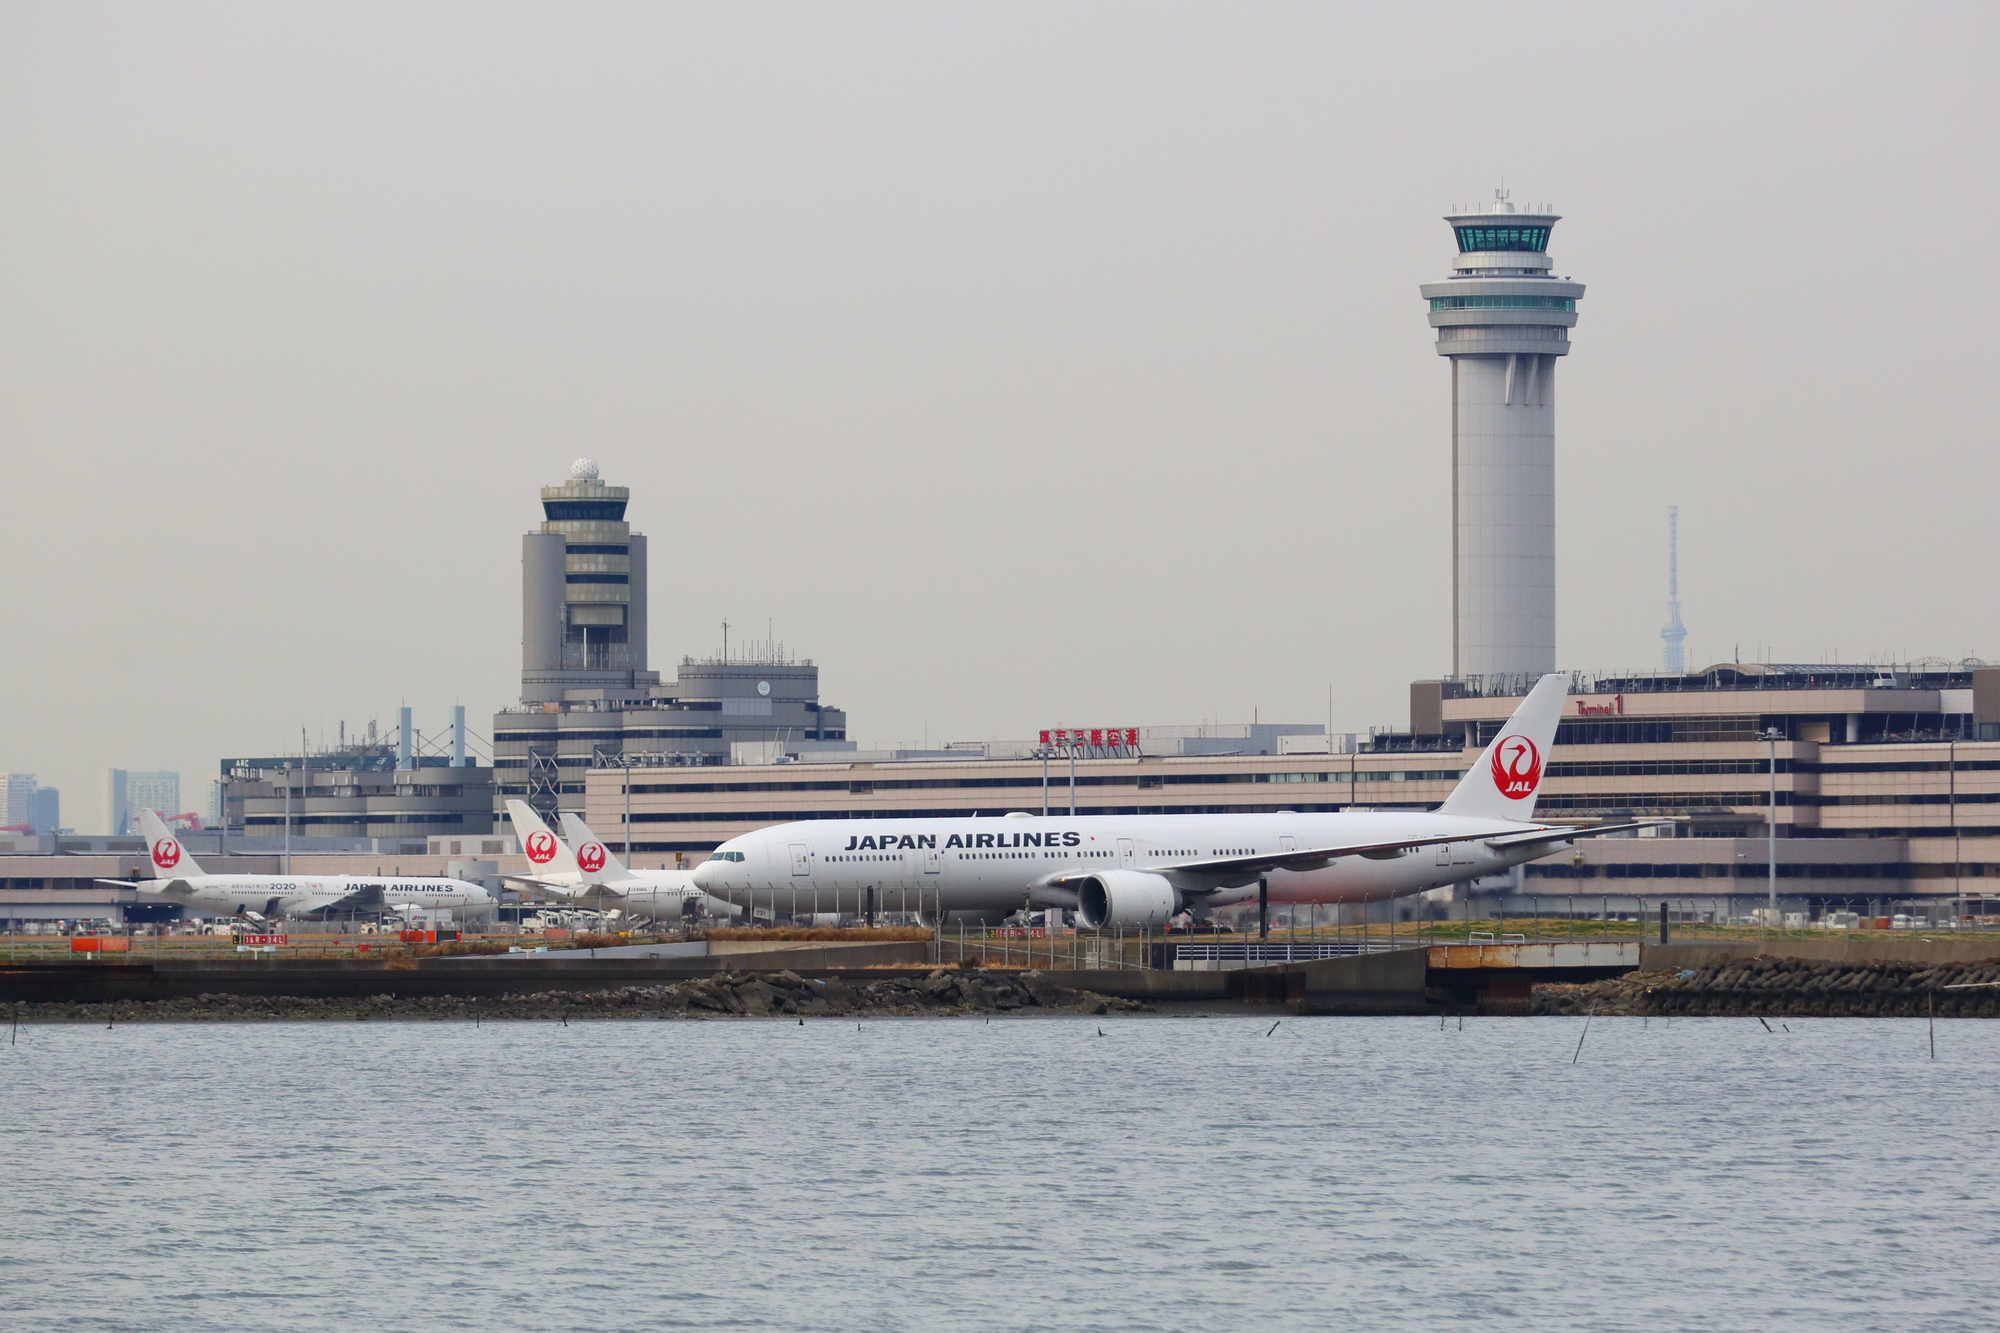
[1929,989,1936,1060]
[1572,1005,1594,1064]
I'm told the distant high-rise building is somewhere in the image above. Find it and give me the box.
[6,774,60,835]
[106,769,180,835]
[1661,506,1688,674]
[1421,188,1585,681]
[3,774,34,831]
[110,768,181,832]
[29,786,59,835]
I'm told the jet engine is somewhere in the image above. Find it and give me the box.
[1075,871,1179,929]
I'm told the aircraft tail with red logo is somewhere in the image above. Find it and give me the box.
[1438,673,1570,821]
[503,800,583,877]
[558,813,630,883]
[135,808,208,879]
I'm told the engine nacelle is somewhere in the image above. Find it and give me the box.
[1075,871,1179,929]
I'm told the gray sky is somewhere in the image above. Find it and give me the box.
[3,2,1997,833]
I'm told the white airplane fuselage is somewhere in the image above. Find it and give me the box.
[693,810,1563,918]
[140,873,494,920]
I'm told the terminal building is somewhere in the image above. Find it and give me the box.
[215,708,495,843]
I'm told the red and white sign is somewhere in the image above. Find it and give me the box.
[1489,735,1543,800]
[240,934,288,947]
[525,830,558,864]
[575,842,607,874]
[1039,728,1140,749]
[151,837,181,870]
[1575,694,1625,717]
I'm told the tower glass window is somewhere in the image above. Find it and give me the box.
[1430,296,1575,311]
[542,500,628,521]
[1453,225,1551,253]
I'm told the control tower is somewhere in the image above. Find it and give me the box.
[520,458,659,703]
[1421,189,1584,680]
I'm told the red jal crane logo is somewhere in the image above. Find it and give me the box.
[151,838,181,870]
[576,842,607,874]
[1489,735,1543,799]
[525,830,558,864]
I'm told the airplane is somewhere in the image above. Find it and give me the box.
[101,809,497,922]
[501,801,740,920]
[692,674,1659,926]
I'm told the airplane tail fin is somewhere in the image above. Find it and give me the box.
[559,813,629,881]
[1438,674,1569,821]
[505,799,580,876]
[136,808,206,878]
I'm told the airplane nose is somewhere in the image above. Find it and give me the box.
[692,860,716,890]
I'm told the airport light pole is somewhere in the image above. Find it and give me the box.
[1760,727,1784,919]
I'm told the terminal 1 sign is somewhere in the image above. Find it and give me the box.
[1040,728,1140,753]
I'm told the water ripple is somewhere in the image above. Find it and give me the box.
[2,1015,1997,1330]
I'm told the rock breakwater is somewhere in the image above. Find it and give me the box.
[1535,954,2000,1018]
[5,969,1148,1023]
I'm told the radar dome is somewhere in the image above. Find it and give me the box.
[569,457,600,481]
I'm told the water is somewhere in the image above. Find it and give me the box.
[4,1013,1997,1332]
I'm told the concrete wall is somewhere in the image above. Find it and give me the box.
[1640,938,2000,970]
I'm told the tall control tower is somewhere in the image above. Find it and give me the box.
[1421,189,1584,680]
[520,457,658,703]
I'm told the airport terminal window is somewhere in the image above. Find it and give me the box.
[565,544,629,555]
[1453,225,1551,252]
[1546,760,1791,778]
[565,573,629,584]
[1429,296,1575,311]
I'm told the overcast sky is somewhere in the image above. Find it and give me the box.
[3,2,1996,832]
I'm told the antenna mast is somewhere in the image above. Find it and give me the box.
[1661,506,1687,673]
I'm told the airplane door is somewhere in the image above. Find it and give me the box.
[924,848,941,874]
[790,843,810,876]
[1118,838,1134,867]
[1281,836,1297,854]
[1437,843,1453,866]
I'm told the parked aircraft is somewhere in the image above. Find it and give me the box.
[501,801,738,920]
[692,675,1655,926]
[100,810,496,921]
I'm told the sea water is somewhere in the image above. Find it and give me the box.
[3,1013,1996,1332]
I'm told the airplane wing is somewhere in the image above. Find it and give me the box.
[1481,821,1672,850]
[1046,831,1529,889]
[1046,820,1672,890]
